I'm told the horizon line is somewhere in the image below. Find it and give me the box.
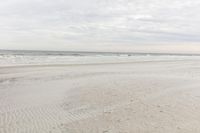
[0,49,200,56]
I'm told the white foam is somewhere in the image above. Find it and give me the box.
[1,54,200,67]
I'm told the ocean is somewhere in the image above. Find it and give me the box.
[0,50,199,67]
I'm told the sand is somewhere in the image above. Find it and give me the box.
[1,58,200,133]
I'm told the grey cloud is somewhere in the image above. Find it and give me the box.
[0,0,200,52]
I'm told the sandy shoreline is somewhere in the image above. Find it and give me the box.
[1,59,200,133]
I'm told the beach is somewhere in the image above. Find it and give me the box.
[1,54,200,133]
[1,0,200,132]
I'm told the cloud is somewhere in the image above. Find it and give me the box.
[0,0,200,52]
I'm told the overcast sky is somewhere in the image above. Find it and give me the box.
[1,0,200,53]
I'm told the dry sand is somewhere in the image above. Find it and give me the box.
[1,59,200,133]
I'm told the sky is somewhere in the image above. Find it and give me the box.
[0,0,200,53]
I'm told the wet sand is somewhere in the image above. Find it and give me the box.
[1,59,200,133]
